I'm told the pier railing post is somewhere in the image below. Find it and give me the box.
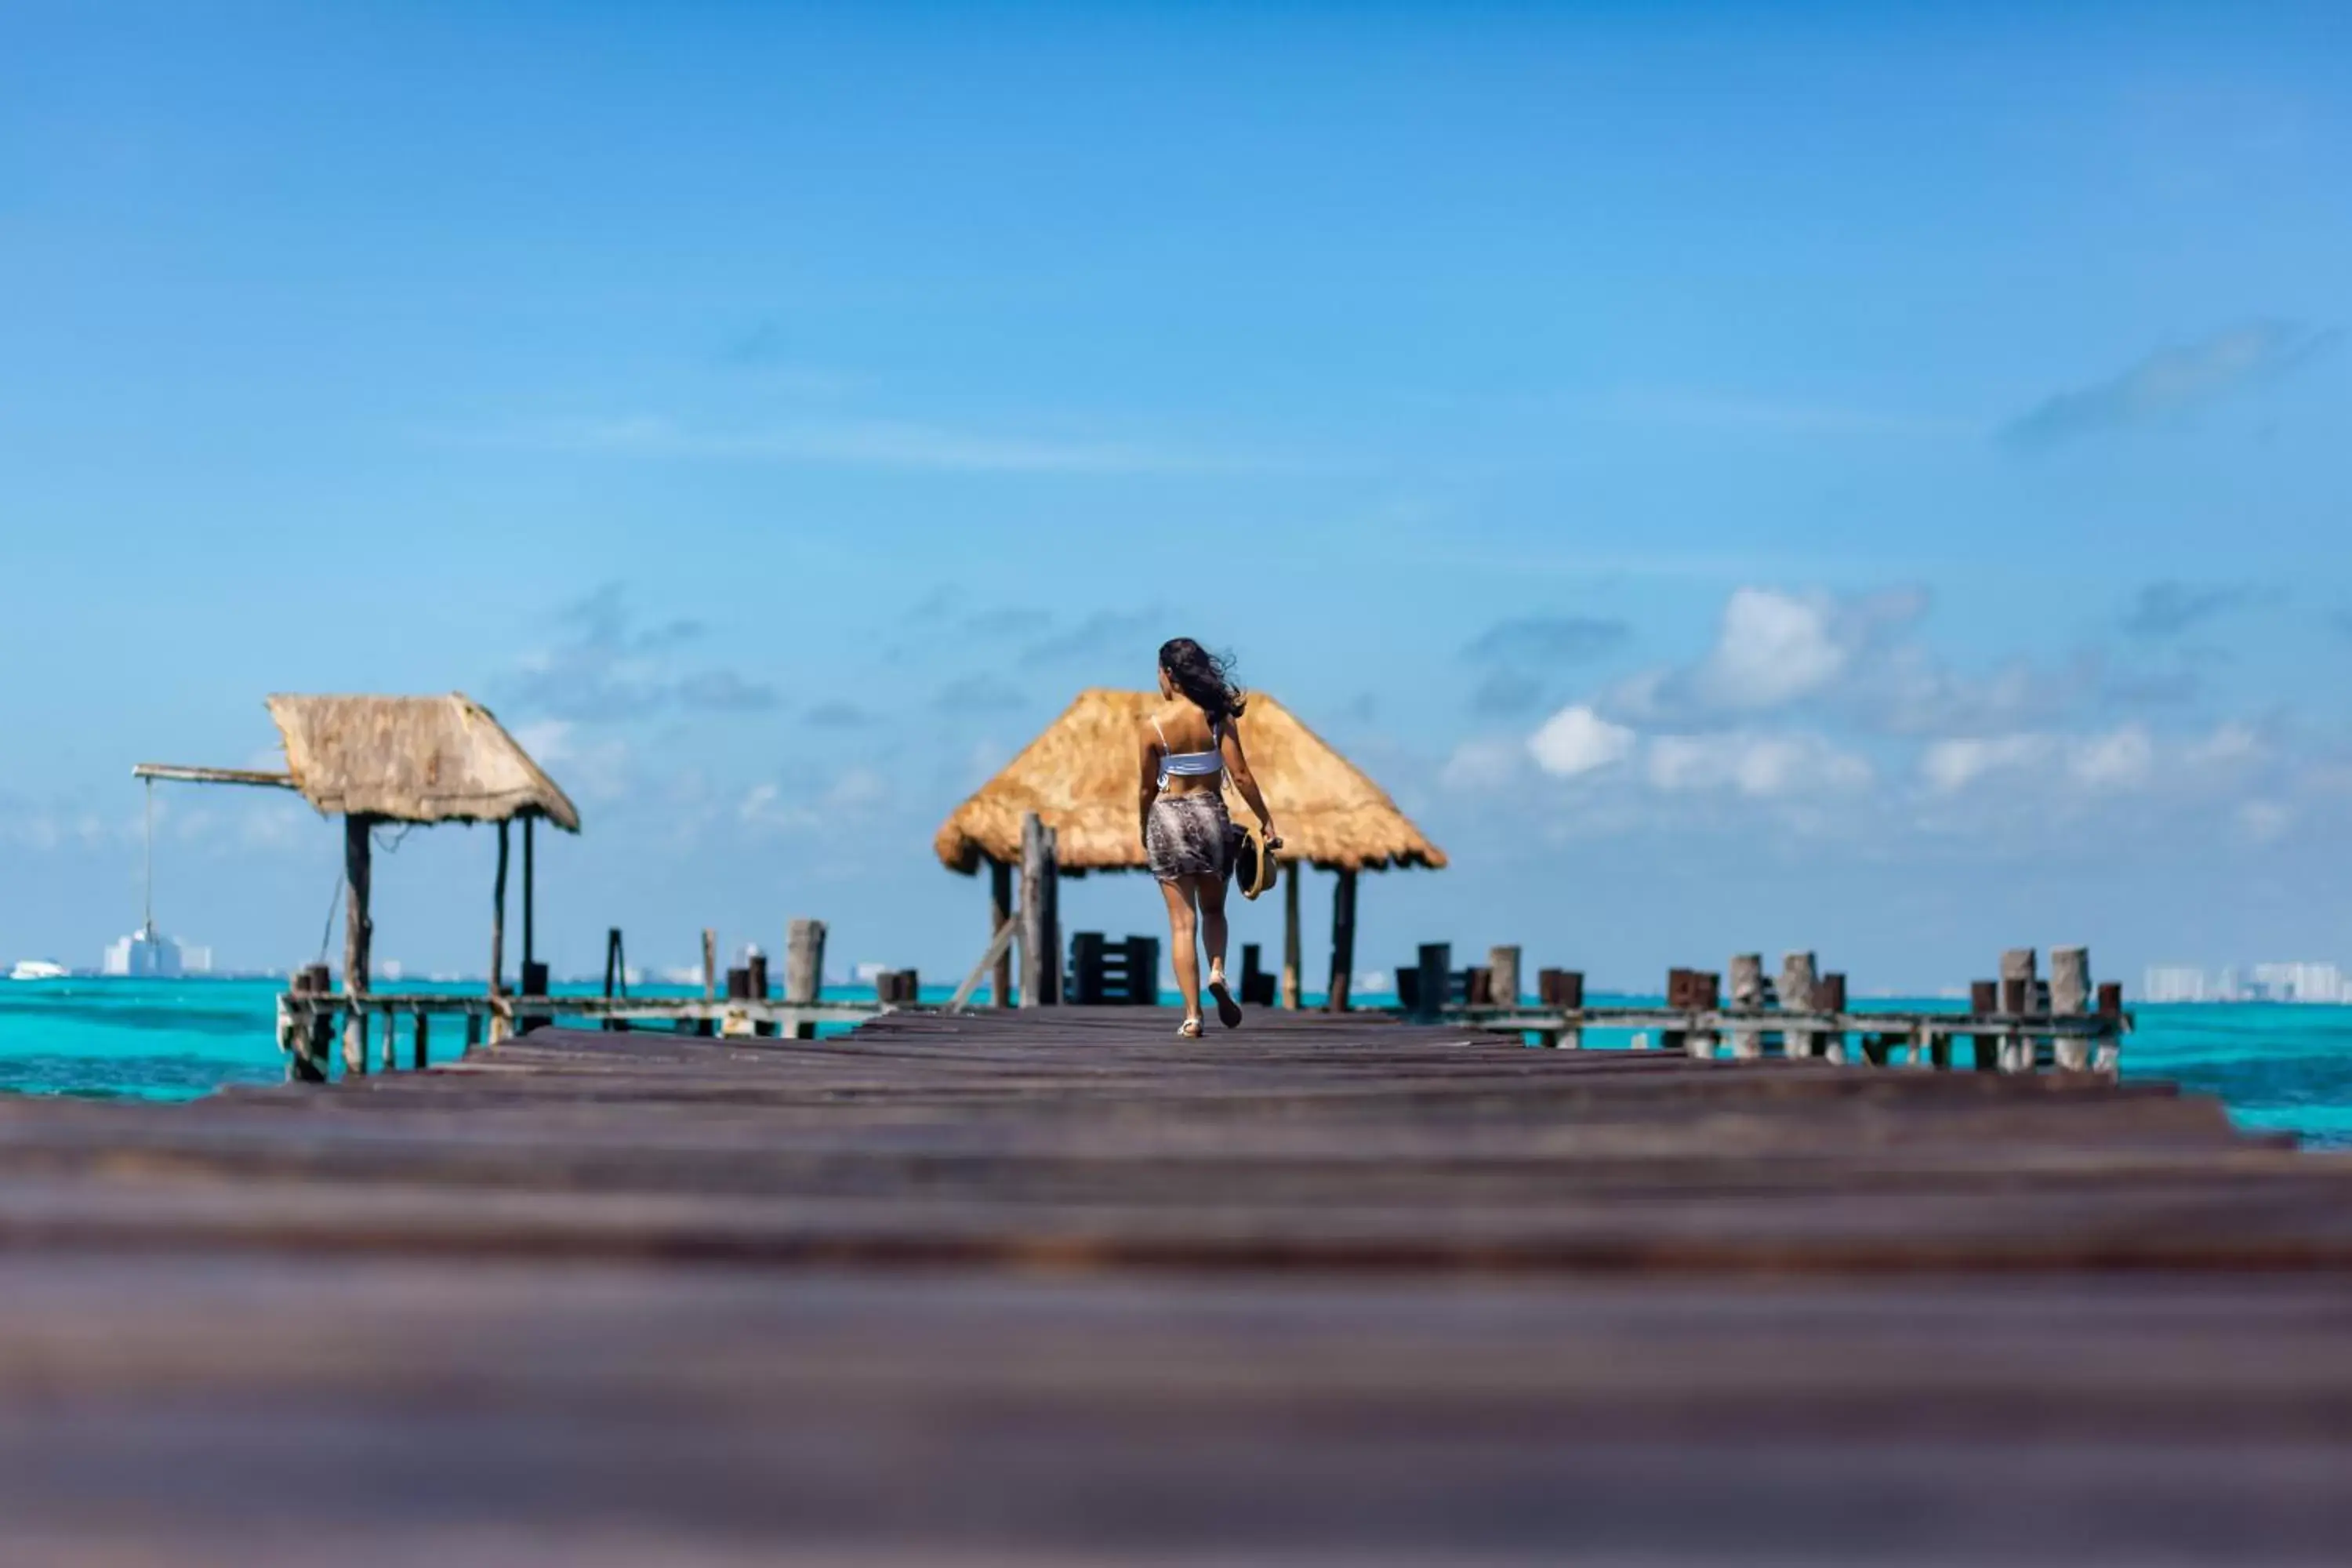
[1729,953,1766,1060]
[1812,973,1847,1063]
[1999,949,2038,1073]
[1780,952,1818,1060]
[785,918,826,1038]
[1488,946,1521,1011]
[2051,946,2092,1072]
[1414,943,1450,1022]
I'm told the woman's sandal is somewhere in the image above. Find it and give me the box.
[1206,975,1243,1030]
[1176,1016,1203,1039]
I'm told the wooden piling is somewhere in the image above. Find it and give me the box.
[1660,969,1690,1054]
[701,929,717,1000]
[1414,943,1450,1022]
[2051,946,2092,1072]
[1325,867,1357,1012]
[1687,970,1722,1060]
[1813,973,1847,1063]
[1537,969,1584,1049]
[785,919,826,1039]
[1488,946,1521,1010]
[1728,953,1766,1060]
[342,815,373,1076]
[2000,949,2038,1073]
[2095,981,2125,1073]
[1780,952,1818,1059]
[1281,860,1302,1009]
[1970,980,2000,1073]
[989,859,1015,1008]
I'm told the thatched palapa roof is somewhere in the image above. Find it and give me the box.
[267,693,582,832]
[935,690,1443,875]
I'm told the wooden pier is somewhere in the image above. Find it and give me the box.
[2,1006,2349,1563]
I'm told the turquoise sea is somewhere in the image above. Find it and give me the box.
[2,978,2347,1149]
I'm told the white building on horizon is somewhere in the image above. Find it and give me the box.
[101,924,210,978]
[2143,966,2210,1004]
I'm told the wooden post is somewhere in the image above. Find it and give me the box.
[2051,946,2092,1072]
[603,927,624,1033]
[1969,980,2000,1072]
[1487,946,1521,1011]
[1780,952,1818,1060]
[1325,868,1357,1012]
[1040,825,1061,1005]
[489,821,509,1002]
[380,1007,397,1073]
[1414,943,1450,1022]
[785,917,826,1039]
[2093,981,2125,1074]
[413,1011,429,1071]
[1661,968,1689,1054]
[1728,953,1766,1060]
[1813,973,1847,1063]
[521,813,536,979]
[1686,970,1722,1060]
[1280,859,1301,1008]
[1019,813,1051,1008]
[2000,948,2038,1073]
[342,814,372,1076]
[702,929,717,1000]
[1537,969,1584,1049]
[989,859,1015,1008]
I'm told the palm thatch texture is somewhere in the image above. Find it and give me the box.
[267,694,581,831]
[934,689,1443,873]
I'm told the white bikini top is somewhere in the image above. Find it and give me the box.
[1151,715,1224,789]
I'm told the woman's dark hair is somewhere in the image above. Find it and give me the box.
[1158,637,1246,721]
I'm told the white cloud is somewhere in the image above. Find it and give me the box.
[1920,733,2047,794]
[1526,706,1635,778]
[1693,588,1850,710]
[1443,738,1527,792]
[1645,731,1873,798]
[2067,724,2156,791]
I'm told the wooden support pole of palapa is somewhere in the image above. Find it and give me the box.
[1018,813,1059,1007]
[489,818,510,1004]
[785,918,826,1039]
[1281,858,1302,1009]
[521,815,536,978]
[989,859,1015,1008]
[342,814,373,1076]
[1325,867,1357,1012]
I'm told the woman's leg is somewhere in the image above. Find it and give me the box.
[1196,873,1231,987]
[1195,873,1243,1028]
[1157,877,1202,1024]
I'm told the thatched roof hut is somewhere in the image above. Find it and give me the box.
[267,694,580,832]
[935,690,1443,874]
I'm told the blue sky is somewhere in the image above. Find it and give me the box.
[3,2,2348,991]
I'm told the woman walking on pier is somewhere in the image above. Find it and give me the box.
[1140,638,1279,1036]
